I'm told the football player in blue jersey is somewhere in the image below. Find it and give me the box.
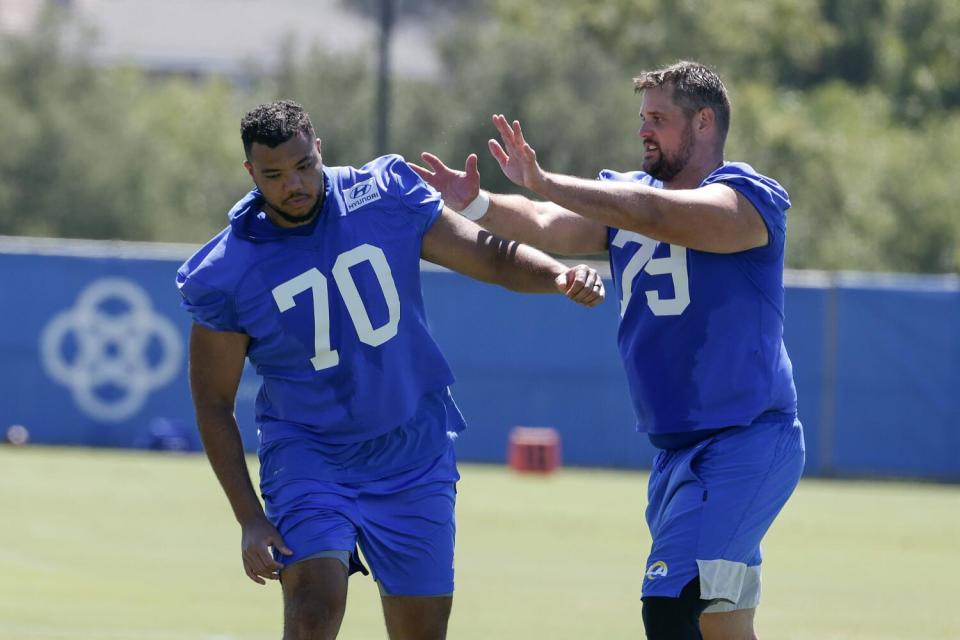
[411,62,805,640]
[177,100,605,640]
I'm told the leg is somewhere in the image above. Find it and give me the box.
[642,420,804,638]
[258,437,369,639]
[357,450,459,639]
[700,608,757,640]
[693,420,804,640]
[280,557,349,640]
[698,563,760,640]
[381,595,453,640]
[642,578,711,640]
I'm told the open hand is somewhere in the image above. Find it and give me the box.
[409,152,481,212]
[488,114,546,191]
[554,264,605,308]
[240,514,293,585]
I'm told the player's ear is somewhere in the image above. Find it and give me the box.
[243,160,254,179]
[696,107,714,134]
[315,138,323,156]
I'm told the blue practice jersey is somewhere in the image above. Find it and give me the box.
[601,162,798,435]
[177,155,462,445]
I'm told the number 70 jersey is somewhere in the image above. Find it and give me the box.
[600,163,798,436]
[176,155,456,444]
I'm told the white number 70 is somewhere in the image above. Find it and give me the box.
[271,244,401,371]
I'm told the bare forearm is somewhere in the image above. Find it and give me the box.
[422,209,603,306]
[534,171,665,235]
[478,194,551,248]
[473,192,607,256]
[474,230,566,292]
[195,407,263,525]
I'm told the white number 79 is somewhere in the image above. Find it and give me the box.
[611,230,690,317]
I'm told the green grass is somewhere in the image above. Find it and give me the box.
[1,446,958,639]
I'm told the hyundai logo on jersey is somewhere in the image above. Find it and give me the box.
[345,177,382,212]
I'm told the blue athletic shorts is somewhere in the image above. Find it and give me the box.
[259,440,459,596]
[642,417,805,611]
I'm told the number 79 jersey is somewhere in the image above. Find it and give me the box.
[176,155,456,444]
[601,162,798,435]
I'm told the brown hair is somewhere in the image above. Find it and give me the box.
[241,100,316,157]
[633,61,730,145]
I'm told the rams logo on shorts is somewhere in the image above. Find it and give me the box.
[645,560,669,580]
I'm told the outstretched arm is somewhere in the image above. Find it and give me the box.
[410,153,607,256]
[421,208,605,307]
[488,114,768,253]
[188,324,292,585]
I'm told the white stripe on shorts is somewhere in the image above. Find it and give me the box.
[698,559,762,612]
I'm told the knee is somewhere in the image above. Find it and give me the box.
[283,582,347,640]
[284,592,346,640]
[382,595,452,640]
[281,558,349,639]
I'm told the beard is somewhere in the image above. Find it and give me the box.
[644,121,695,183]
[265,195,322,225]
[259,172,327,226]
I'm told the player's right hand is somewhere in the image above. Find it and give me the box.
[555,264,605,308]
[240,514,293,585]
[408,152,481,212]
[489,114,546,192]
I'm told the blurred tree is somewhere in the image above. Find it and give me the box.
[492,0,960,122]
[433,0,960,271]
[490,0,837,87]
[262,45,377,168]
[0,8,246,243]
[0,0,955,272]
[391,17,641,196]
[819,0,960,122]
[341,0,487,18]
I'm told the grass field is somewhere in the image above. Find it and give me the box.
[1,446,958,640]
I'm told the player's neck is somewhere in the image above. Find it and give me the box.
[662,154,724,190]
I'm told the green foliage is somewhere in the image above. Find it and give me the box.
[393,20,640,195]
[266,44,378,168]
[483,0,960,272]
[818,0,960,121]
[0,1,956,272]
[491,0,837,86]
[492,0,960,121]
[0,10,246,243]
[730,81,960,272]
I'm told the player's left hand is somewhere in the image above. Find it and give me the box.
[555,264,605,307]
[488,114,546,191]
[408,152,480,212]
[240,514,292,585]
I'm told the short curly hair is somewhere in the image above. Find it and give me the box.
[241,100,316,157]
[633,61,730,145]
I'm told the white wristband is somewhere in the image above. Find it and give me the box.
[458,190,490,221]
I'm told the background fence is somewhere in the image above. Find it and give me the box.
[2,236,957,481]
